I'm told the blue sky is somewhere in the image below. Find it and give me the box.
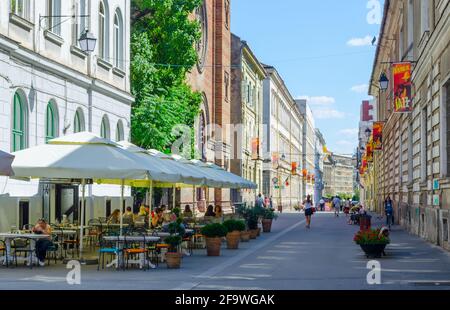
[231,0,383,155]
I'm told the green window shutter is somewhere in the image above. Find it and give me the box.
[12,92,24,151]
[46,103,56,143]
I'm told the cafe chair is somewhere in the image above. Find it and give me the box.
[98,235,122,271]
[12,238,34,269]
[86,219,102,249]
[0,240,8,267]
[46,234,59,265]
[123,233,148,270]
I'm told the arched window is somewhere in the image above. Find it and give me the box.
[113,9,124,69]
[45,101,58,142]
[115,120,124,141]
[98,1,108,60]
[100,115,110,139]
[11,0,30,20]
[74,108,85,133]
[12,91,26,151]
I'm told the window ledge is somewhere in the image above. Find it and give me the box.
[44,30,64,46]
[9,13,34,32]
[97,58,113,71]
[70,45,87,59]
[112,67,126,78]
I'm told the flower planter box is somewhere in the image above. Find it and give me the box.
[359,244,387,258]
[262,219,273,233]
[165,252,182,269]
[226,231,241,249]
[249,229,258,239]
[205,237,222,256]
[240,231,251,242]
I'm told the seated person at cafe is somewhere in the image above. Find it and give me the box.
[183,205,193,218]
[151,208,164,229]
[123,206,135,225]
[108,209,121,224]
[32,219,53,266]
[205,205,216,217]
[134,206,148,226]
[214,205,223,218]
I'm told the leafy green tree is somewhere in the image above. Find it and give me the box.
[130,0,202,153]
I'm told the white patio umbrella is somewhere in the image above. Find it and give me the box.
[204,162,258,189]
[11,132,152,257]
[0,150,14,176]
[118,142,208,224]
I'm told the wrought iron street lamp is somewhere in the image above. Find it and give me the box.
[379,72,389,91]
[78,29,97,53]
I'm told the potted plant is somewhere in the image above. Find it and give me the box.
[163,217,185,268]
[164,235,182,269]
[353,228,390,258]
[223,219,246,249]
[247,210,259,239]
[262,208,278,233]
[201,223,228,256]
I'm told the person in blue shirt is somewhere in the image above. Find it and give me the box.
[384,196,394,227]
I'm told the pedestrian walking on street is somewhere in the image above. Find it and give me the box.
[255,193,264,208]
[303,195,314,229]
[333,196,341,217]
[384,196,394,228]
[319,198,325,212]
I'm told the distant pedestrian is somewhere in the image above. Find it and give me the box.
[333,196,341,217]
[303,195,314,229]
[344,199,351,217]
[384,196,394,228]
[264,196,270,208]
[319,198,325,212]
[255,193,264,208]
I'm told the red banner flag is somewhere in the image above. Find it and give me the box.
[291,162,297,175]
[251,138,260,160]
[373,122,384,150]
[393,62,412,113]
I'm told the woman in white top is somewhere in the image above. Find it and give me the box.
[303,195,314,229]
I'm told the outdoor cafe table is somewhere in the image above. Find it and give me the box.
[103,235,160,269]
[0,233,50,266]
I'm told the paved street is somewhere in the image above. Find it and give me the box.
[1,213,450,290]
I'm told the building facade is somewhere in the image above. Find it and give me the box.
[262,65,303,210]
[0,0,133,231]
[230,34,266,205]
[185,0,232,210]
[314,129,326,205]
[368,0,450,250]
[324,154,355,197]
[296,99,316,199]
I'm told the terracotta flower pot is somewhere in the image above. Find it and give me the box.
[205,237,222,256]
[262,219,273,233]
[226,231,241,249]
[249,229,258,239]
[165,252,182,269]
[240,231,250,242]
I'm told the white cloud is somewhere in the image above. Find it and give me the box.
[296,96,335,106]
[336,140,355,146]
[350,84,369,93]
[312,108,346,120]
[347,35,376,47]
[339,128,359,136]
